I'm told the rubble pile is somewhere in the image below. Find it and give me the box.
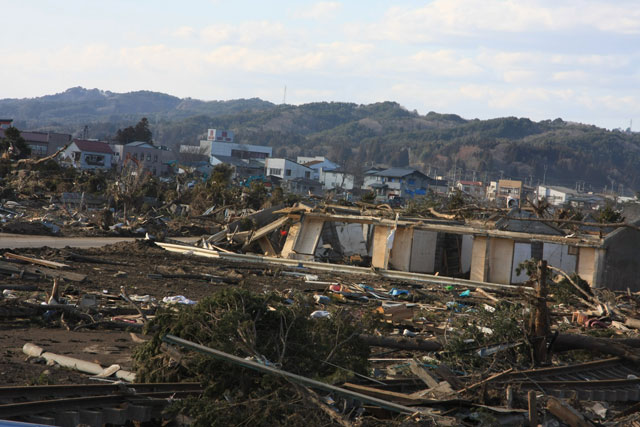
[1,231,640,425]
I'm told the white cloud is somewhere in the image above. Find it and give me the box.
[353,0,640,42]
[502,70,538,83]
[407,50,483,77]
[294,2,342,19]
[172,26,195,39]
[200,21,290,46]
[552,70,590,82]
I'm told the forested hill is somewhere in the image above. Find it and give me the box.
[2,87,640,190]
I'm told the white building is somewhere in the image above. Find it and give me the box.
[61,139,114,170]
[537,185,579,206]
[111,141,175,176]
[265,158,313,181]
[297,156,339,179]
[180,129,272,166]
[456,180,485,198]
[319,168,354,190]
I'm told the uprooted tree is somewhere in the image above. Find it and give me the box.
[133,288,375,426]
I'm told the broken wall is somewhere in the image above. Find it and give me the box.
[601,226,640,291]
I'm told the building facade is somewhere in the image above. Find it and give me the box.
[61,139,113,170]
[265,158,312,180]
[111,141,175,176]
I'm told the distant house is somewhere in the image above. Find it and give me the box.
[297,156,339,179]
[180,129,271,165]
[456,180,485,198]
[536,185,580,206]
[0,128,71,158]
[497,179,523,207]
[283,177,323,196]
[265,158,313,181]
[111,141,175,176]
[0,119,12,129]
[319,168,354,191]
[61,139,113,170]
[210,155,264,180]
[362,167,437,200]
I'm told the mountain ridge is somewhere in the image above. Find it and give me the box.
[1,87,638,192]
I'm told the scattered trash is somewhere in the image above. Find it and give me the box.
[310,310,331,319]
[314,295,330,305]
[162,295,197,305]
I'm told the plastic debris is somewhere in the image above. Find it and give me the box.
[310,310,331,319]
[162,295,197,305]
[389,288,409,297]
[314,295,331,305]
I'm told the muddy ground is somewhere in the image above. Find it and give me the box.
[0,239,423,386]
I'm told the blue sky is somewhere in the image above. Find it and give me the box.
[2,0,639,129]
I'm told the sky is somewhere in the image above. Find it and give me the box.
[2,0,639,129]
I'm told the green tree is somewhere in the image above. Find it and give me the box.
[597,202,624,223]
[0,127,31,160]
[115,117,153,144]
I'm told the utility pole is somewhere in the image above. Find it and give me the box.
[543,164,548,185]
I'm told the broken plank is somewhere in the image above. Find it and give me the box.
[435,364,463,390]
[63,252,131,266]
[2,261,87,282]
[409,359,439,388]
[457,368,514,394]
[248,216,289,244]
[546,396,594,427]
[4,252,70,270]
[474,287,499,303]
[256,236,277,257]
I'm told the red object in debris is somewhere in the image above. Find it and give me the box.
[329,284,342,292]
[585,318,608,328]
[280,230,288,236]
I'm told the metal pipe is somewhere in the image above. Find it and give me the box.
[23,343,136,382]
[162,334,421,415]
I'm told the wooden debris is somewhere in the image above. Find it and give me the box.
[546,396,594,427]
[4,252,70,269]
[435,364,463,390]
[120,286,148,323]
[457,368,514,394]
[358,334,443,352]
[532,260,551,365]
[409,359,439,388]
[0,261,86,282]
[528,391,537,427]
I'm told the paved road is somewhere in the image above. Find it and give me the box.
[0,233,200,249]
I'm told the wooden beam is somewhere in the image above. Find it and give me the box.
[256,236,277,257]
[4,252,70,269]
[546,396,594,427]
[248,216,289,244]
[527,391,537,427]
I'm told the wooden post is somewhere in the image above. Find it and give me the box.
[528,390,537,427]
[532,260,550,365]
